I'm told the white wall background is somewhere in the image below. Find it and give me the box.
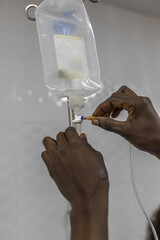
[0,0,160,240]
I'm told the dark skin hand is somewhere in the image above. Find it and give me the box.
[42,127,109,240]
[41,86,160,240]
[92,85,160,159]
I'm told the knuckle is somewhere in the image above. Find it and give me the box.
[69,140,79,148]
[118,85,127,93]
[121,85,127,89]
[57,147,65,155]
[100,119,110,129]
[113,85,127,95]
[144,96,151,103]
[140,96,151,106]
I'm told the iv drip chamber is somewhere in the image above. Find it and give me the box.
[35,0,102,99]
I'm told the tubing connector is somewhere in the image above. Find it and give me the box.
[67,95,85,134]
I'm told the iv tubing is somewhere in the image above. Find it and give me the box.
[129,144,159,240]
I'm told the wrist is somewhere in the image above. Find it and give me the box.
[71,196,108,220]
[148,132,160,159]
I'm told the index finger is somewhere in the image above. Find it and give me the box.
[93,95,135,117]
[92,100,113,116]
[93,86,137,116]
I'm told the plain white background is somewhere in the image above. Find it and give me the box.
[0,0,160,239]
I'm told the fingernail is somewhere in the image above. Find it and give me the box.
[92,119,99,126]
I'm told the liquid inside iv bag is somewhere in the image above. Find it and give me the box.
[35,0,102,99]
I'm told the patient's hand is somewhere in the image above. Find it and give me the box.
[42,127,108,206]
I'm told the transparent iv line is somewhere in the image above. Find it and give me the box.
[129,144,159,240]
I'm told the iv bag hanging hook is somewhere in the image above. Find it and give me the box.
[25,4,38,21]
[25,0,100,21]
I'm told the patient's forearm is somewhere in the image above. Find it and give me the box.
[70,191,108,240]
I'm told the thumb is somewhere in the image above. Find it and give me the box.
[92,117,128,135]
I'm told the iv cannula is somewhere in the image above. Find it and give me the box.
[81,116,96,120]
[81,116,102,120]
[72,116,101,124]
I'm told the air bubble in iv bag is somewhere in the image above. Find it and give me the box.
[35,0,102,99]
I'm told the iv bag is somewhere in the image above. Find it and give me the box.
[35,0,102,99]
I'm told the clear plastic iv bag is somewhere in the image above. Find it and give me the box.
[35,0,102,99]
